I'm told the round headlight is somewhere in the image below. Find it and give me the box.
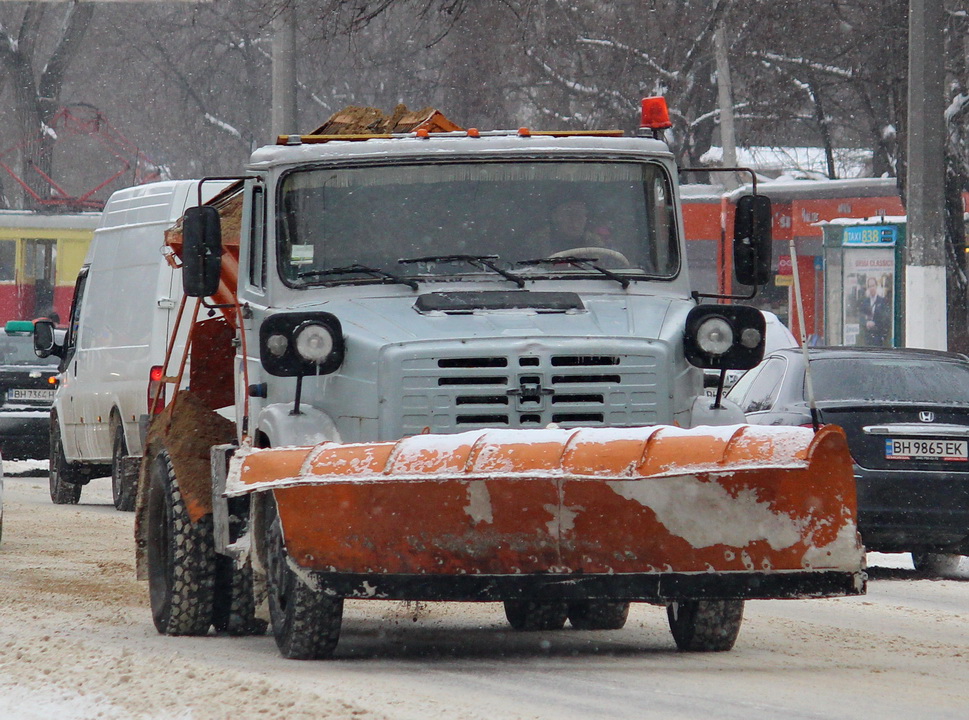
[696,316,734,356]
[294,322,334,363]
[266,333,289,357]
[740,327,762,349]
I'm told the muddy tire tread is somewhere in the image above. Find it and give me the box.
[504,600,569,631]
[147,449,216,636]
[667,599,744,652]
[568,601,630,630]
[265,496,343,659]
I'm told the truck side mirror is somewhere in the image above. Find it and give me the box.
[182,206,223,298]
[733,194,772,287]
[33,318,62,359]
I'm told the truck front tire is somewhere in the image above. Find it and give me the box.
[666,599,744,652]
[146,449,216,636]
[264,494,343,659]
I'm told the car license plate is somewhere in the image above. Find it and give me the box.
[885,438,968,461]
[7,388,53,402]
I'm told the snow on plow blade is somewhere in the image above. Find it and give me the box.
[227,424,865,601]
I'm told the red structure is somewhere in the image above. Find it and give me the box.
[0,104,164,212]
[682,178,906,342]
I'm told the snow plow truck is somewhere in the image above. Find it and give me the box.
[75,100,866,659]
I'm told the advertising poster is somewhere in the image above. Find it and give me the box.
[842,247,894,347]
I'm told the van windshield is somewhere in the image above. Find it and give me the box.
[277,160,678,286]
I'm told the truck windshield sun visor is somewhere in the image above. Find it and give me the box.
[277,160,679,287]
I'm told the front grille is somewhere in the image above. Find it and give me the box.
[392,344,665,436]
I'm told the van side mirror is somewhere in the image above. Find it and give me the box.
[733,194,772,286]
[33,319,62,359]
[182,206,223,298]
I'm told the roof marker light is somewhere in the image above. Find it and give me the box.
[468,128,480,138]
[518,127,531,137]
[416,128,429,138]
[640,97,673,131]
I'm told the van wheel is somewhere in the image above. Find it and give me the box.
[110,419,136,512]
[568,601,630,630]
[666,599,744,652]
[503,600,569,631]
[264,494,343,659]
[146,448,216,635]
[49,415,82,505]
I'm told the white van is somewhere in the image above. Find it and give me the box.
[40,180,226,510]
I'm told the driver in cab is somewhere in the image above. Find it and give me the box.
[530,195,628,268]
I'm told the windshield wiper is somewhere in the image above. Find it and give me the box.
[298,263,418,291]
[398,254,525,289]
[517,256,630,289]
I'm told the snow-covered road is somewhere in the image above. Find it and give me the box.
[1,465,967,720]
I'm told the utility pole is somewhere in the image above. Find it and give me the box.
[714,22,739,191]
[271,4,298,138]
[905,0,947,350]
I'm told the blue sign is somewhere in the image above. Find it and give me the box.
[843,225,897,246]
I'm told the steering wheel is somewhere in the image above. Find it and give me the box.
[549,247,631,268]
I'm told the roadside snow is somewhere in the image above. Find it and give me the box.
[0,680,183,720]
[2,472,968,720]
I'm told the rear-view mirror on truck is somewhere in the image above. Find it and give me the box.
[182,205,223,298]
[733,194,772,287]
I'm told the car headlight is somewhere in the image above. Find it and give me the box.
[259,312,344,377]
[684,304,766,370]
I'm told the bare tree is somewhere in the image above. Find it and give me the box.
[0,1,95,208]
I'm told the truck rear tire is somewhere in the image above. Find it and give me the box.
[213,555,265,636]
[110,419,136,512]
[146,449,216,636]
[49,415,82,505]
[503,600,569,631]
[912,552,963,577]
[666,599,744,652]
[567,601,630,630]
[264,494,343,659]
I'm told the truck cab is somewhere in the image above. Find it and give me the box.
[221,128,765,449]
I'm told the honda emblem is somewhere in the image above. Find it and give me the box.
[919,411,935,423]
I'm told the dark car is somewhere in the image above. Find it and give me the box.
[0,321,60,460]
[726,346,969,576]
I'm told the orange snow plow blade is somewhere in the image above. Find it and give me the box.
[228,424,865,601]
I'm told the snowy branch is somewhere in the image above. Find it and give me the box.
[203,113,243,140]
[524,47,637,116]
[751,51,854,80]
[575,37,677,81]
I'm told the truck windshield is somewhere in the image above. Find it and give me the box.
[277,160,678,285]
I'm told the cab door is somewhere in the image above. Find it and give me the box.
[237,181,268,438]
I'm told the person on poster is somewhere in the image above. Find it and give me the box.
[860,276,890,346]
